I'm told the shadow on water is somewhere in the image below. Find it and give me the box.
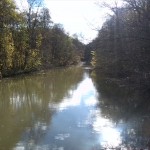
[1,67,150,150]
[91,70,150,149]
[0,67,83,149]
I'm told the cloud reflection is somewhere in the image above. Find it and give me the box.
[49,77,97,111]
[48,74,122,148]
[93,112,122,148]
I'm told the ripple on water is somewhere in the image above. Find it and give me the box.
[52,147,64,150]
[54,133,70,141]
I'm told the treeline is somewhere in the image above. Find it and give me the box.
[0,0,85,77]
[87,0,150,82]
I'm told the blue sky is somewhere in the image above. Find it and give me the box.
[15,0,123,43]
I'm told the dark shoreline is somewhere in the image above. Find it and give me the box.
[0,63,83,80]
[91,68,150,92]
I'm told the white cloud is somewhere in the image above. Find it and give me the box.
[44,0,105,43]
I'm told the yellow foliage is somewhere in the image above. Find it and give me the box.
[91,51,96,67]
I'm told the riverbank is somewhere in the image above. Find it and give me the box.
[0,62,85,80]
[92,68,150,93]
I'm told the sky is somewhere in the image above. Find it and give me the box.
[43,0,107,43]
[15,0,123,43]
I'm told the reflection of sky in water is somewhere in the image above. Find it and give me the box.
[13,73,122,150]
[54,75,122,148]
[55,77,98,110]
[93,116,121,147]
[48,76,98,112]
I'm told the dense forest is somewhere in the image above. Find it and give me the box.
[87,0,150,87]
[1,0,150,83]
[0,0,85,78]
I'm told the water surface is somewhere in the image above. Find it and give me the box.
[0,67,150,150]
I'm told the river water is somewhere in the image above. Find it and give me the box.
[0,67,150,150]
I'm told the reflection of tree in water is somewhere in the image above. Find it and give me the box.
[0,67,83,149]
[92,71,150,149]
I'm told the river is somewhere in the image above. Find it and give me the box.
[0,67,150,150]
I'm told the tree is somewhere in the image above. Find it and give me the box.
[0,0,85,77]
[38,8,52,29]
[23,0,43,69]
[87,0,150,81]
[0,0,18,75]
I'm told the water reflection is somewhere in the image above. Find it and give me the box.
[56,74,98,111]
[0,67,83,149]
[1,66,124,150]
[1,67,149,150]
[93,115,121,148]
[12,71,102,150]
[92,70,150,149]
